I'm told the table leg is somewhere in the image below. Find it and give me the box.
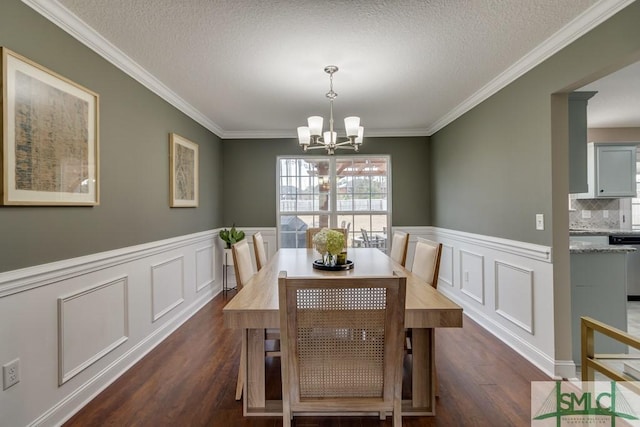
[245,328,266,412]
[410,328,435,413]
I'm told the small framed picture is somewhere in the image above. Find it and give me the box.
[169,133,199,207]
[1,47,99,205]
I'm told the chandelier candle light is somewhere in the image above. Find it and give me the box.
[297,65,364,155]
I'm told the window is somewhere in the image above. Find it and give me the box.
[277,156,391,249]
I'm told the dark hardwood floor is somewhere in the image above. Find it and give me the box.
[63,292,550,426]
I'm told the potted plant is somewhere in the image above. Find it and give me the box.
[220,224,245,267]
[220,224,245,249]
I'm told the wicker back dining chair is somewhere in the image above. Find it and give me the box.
[388,231,410,267]
[305,227,349,249]
[411,238,443,289]
[278,271,407,426]
[252,232,268,271]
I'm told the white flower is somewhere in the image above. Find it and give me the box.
[312,228,345,256]
[312,229,328,255]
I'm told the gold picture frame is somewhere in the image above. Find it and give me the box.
[1,47,99,205]
[169,133,199,207]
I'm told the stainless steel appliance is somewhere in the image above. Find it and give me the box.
[609,235,640,299]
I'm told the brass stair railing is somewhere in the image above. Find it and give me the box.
[581,316,640,392]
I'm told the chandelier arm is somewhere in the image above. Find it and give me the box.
[304,145,328,151]
[333,140,356,147]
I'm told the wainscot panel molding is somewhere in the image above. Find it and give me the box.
[151,256,185,322]
[459,249,485,304]
[58,276,129,386]
[394,226,564,378]
[495,260,534,334]
[195,245,215,292]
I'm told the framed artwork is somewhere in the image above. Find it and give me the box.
[1,47,99,205]
[169,133,199,207]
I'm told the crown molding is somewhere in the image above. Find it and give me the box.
[23,0,634,140]
[425,0,636,136]
[221,130,297,140]
[21,0,225,138]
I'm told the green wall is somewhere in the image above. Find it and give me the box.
[0,0,223,272]
[430,1,640,246]
[222,137,429,227]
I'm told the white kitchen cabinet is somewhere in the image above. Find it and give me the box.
[568,92,596,193]
[574,142,637,199]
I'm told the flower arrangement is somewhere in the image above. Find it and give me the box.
[312,228,345,265]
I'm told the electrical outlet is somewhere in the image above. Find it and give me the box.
[535,214,544,230]
[3,359,20,390]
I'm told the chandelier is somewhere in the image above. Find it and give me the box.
[297,65,364,155]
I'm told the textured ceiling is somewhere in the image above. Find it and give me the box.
[26,0,635,138]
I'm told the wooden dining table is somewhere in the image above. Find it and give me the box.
[223,248,463,417]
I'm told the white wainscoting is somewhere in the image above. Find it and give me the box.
[0,227,277,427]
[394,226,565,378]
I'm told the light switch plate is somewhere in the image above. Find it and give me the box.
[535,214,544,230]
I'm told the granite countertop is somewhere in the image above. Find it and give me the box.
[570,228,640,236]
[570,240,637,254]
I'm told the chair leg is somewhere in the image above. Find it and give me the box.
[393,399,402,426]
[235,336,246,400]
[282,404,292,427]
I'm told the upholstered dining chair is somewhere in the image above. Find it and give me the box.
[231,239,254,290]
[278,272,406,426]
[252,232,268,271]
[231,239,255,400]
[410,238,443,289]
[388,231,410,267]
[232,238,280,400]
[305,227,348,249]
[251,233,280,355]
[408,237,443,396]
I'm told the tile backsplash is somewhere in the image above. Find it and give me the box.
[569,197,621,229]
